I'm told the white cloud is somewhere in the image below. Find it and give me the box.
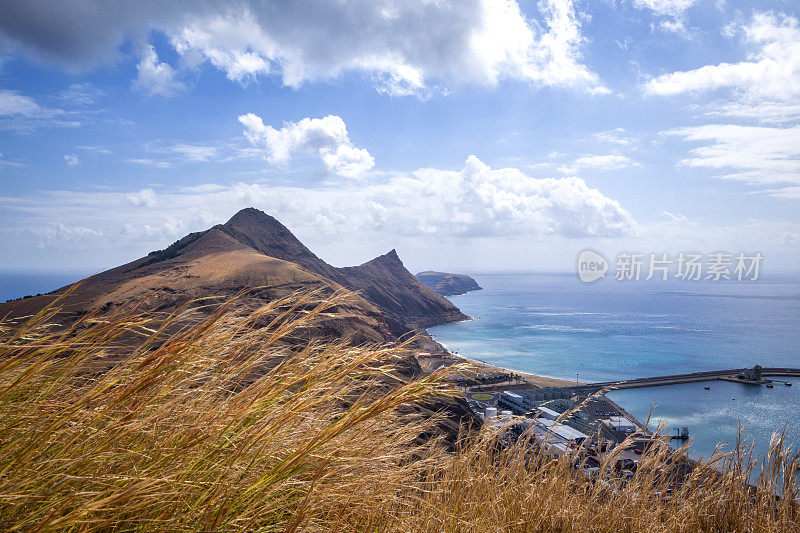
[574,154,638,169]
[379,156,635,238]
[127,188,157,207]
[0,0,606,96]
[703,101,800,125]
[592,128,637,146]
[633,0,697,17]
[76,145,113,154]
[664,124,800,186]
[239,114,375,179]
[656,19,690,37]
[63,154,79,167]
[512,0,608,94]
[0,90,54,117]
[560,153,639,173]
[125,158,173,169]
[644,12,800,103]
[652,12,800,196]
[661,210,688,222]
[120,141,253,169]
[133,45,186,98]
[170,143,219,162]
[0,152,24,169]
[625,218,800,268]
[173,0,608,94]
[57,82,104,106]
[319,144,376,180]
[0,89,80,131]
[0,155,635,257]
[0,89,67,120]
[23,223,104,249]
[763,186,800,200]
[170,11,271,84]
[633,0,697,39]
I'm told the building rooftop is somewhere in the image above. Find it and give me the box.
[537,406,562,418]
[536,418,589,442]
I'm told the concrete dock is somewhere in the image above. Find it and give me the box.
[568,366,800,394]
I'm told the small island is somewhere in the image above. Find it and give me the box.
[416,270,482,296]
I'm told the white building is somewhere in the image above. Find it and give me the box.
[536,418,589,442]
[535,406,562,420]
[608,416,636,433]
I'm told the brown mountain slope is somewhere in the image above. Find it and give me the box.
[341,250,467,329]
[1,227,393,344]
[1,208,466,341]
[221,208,343,282]
[218,208,467,330]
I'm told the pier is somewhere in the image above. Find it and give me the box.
[460,364,799,487]
[568,367,800,394]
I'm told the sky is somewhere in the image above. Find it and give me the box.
[1,0,799,275]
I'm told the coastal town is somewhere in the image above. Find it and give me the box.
[416,349,800,486]
[416,349,661,484]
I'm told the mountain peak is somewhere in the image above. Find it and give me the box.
[223,207,305,254]
[361,249,403,268]
[222,207,342,282]
[225,207,280,227]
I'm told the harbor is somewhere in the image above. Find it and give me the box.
[447,363,800,444]
[418,351,800,484]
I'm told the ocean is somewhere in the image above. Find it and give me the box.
[0,270,92,303]
[428,271,800,461]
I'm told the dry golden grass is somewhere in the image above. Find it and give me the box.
[0,291,798,532]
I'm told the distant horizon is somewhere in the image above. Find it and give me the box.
[7,262,800,276]
[7,265,800,277]
[4,265,800,305]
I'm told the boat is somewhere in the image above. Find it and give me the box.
[704,386,710,390]
[766,383,774,388]
[786,382,793,386]
[670,427,690,440]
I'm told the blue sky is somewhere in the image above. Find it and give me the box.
[1,0,799,273]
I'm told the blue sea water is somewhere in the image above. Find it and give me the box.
[429,271,800,461]
[0,270,92,303]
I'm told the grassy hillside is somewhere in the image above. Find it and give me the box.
[0,292,798,531]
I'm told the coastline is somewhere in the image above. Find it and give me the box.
[450,354,576,388]
[429,335,653,431]
[424,329,576,388]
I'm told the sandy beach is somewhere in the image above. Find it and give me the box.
[416,330,575,388]
[415,349,576,388]
[453,356,578,388]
